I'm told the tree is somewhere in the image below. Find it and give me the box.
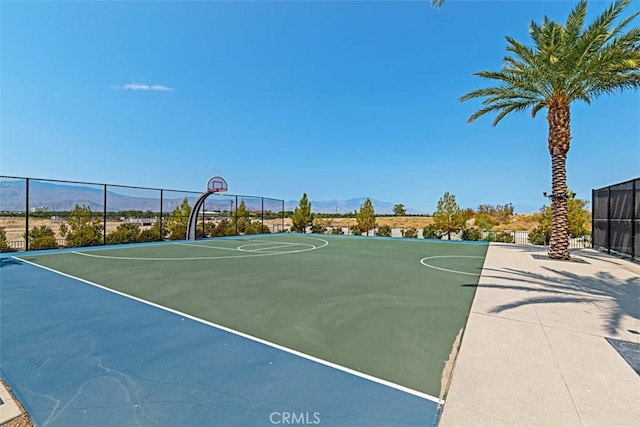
[291,193,313,233]
[433,192,467,240]
[232,201,251,234]
[460,0,640,259]
[59,204,103,247]
[393,204,407,216]
[25,225,58,250]
[356,198,376,236]
[530,193,591,244]
[165,198,191,240]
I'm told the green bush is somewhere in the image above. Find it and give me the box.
[0,227,9,252]
[107,223,141,245]
[461,228,482,241]
[311,224,327,234]
[244,222,270,235]
[330,227,344,235]
[59,205,103,247]
[376,225,392,237]
[528,226,550,245]
[422,224,443,239]
[26,225,58,250]
[349,225,362,236]
[138,227,162,242]
[402,227,418,238]
[210,220,232,237]
[495,232,514,243]
[483,231,515,243]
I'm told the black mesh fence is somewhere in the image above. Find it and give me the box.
[0,176,284,251]
[592,178,639,262]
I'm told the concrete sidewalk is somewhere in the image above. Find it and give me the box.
[439,244,640,426]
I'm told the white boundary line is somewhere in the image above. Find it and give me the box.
[69,237,329,261]
[13,255,442,405]
[419,255,485,276]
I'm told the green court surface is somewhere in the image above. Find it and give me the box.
[19,234,487,398]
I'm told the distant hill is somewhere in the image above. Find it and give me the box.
[0,180,422,215]
[0,180,197,212]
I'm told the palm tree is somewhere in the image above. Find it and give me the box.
[460,0,640,259]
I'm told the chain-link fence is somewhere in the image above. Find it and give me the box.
[592,178,639,262]
[0,176,284,251]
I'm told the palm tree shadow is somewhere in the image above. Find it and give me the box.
[477,266,640,336]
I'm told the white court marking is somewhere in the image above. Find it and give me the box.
[71,236,328,261]
[419,255,485,276]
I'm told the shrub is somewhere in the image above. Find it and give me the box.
[376,225,392,237]
[138,227,162,242]
[461,228,482,241]
[349,225,362,236]
[483,231,515,243]
[330,227,344,235]
[402,227,418,238]
[26,225,58,250]
[107,223,141,245]
[0,227,9,252]
[210,220,233,237]
[311,224,327,234]
[494,231,514,243]
[244,225,259,235]
[249,221,271,234]
[59,205,103,247]
[528,226,550,245]
[422,224,443,239]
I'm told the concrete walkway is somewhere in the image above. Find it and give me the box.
[440,243,640,426]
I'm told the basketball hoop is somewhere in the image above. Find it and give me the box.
[207,176,228,194]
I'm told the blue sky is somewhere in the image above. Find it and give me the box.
[1,0,638,214]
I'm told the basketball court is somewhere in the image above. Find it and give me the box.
[0,234,488,426]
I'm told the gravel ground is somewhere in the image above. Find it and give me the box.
[0,378,33,427]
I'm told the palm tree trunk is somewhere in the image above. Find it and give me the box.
[547,104,571,260]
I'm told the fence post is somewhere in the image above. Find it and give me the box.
[591,188,595,249]
[160,189,164,241]
[633,179,637,260]
[25,178,29,251]
[103,184,108,246]
[262,198,264,233]
[607,186,611,254]
[235,196,238,236]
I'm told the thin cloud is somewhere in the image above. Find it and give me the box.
[112,83,175,92]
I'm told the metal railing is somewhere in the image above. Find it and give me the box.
[0,176,285,252]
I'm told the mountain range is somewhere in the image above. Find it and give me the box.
[0,180,422,215]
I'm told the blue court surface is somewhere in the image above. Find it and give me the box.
[1,255,441,426]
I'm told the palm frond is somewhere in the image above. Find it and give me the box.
[466,100,536,126]
[461,0,640,126]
